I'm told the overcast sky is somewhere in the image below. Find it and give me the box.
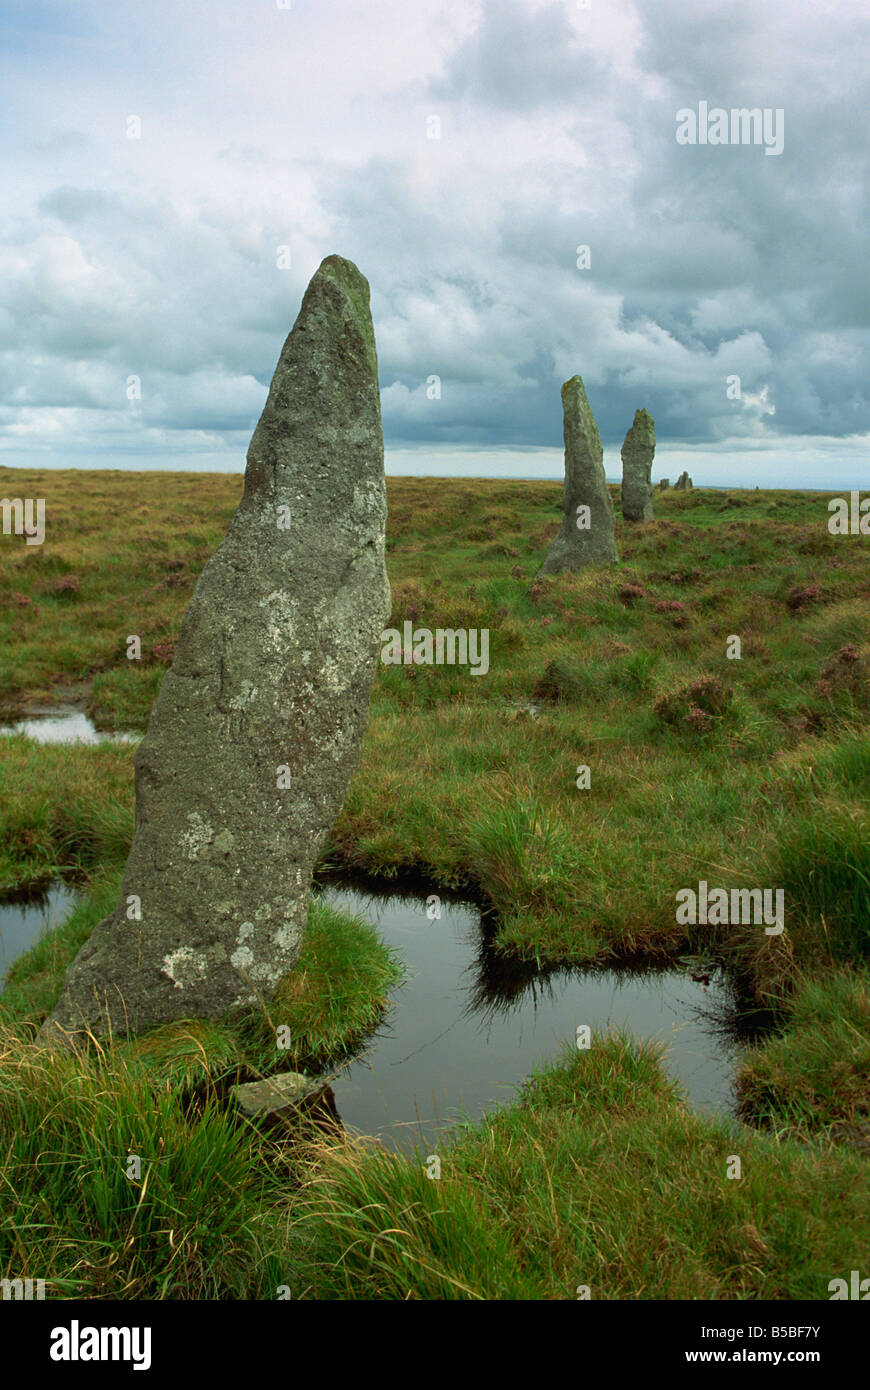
[1,0,868,485]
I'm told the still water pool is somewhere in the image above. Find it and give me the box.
[0,821,746,1153]
[0,707,140,744]
[0,882,80,986]
[317,879,744,1153]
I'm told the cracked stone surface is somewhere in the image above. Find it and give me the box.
[40,255,390,1045]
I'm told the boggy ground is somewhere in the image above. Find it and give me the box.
[0,467,867,1299]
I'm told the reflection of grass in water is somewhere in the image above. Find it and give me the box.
[463,957,746,1099]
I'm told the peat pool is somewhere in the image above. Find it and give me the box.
[316,876,752,1153]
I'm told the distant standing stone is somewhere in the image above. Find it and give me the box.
[674,471,693,491]
[620,409,655,521]
[659,478,670,491]
[538,375,618,574]
[40,255,390,1046]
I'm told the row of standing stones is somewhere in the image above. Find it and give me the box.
[37,254,683,1069]
[537,378,691,576]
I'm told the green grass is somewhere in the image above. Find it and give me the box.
[3,473,867,968]
[0,1027,279,1298]
[1,875,404,1088]
[737,967,870,1142]
[0,466,237,723]
[284,1034,869,1300]
[1,469,868,1300]
[765,805,870,963]
[0,881,404,1299]
[0,736,133,890]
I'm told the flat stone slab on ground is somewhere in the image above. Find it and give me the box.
[231,1072,325,1117]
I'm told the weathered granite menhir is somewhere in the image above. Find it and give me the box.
[620,409,655,522]
[40,255,390,1047]
[674,471,693,491]
[537,375,618,574]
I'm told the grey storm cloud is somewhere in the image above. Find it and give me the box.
[0,0,867,480]
[313,1,870,456]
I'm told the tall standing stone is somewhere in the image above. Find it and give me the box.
[620,409,655,522]
[41,255,390,1046]
[538,375,618,575]
[674,471,693,491]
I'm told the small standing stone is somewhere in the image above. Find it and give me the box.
[620,409,655,521]
[674,471,693,491]
[538,375,618,575]
[659,478,670,491]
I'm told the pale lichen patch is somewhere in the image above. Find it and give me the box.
[231,944,255,972]
[181,812,213,861]
[228,679,258,711]
[161,946,209,990]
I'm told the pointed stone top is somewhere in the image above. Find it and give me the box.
[624,408,655,454]
[242,253,381,506]
[561,374,591,404]
[299,254,378,377]
[318,252,368,286]
[560,375,603,457]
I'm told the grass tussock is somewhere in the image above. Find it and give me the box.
[0,1024,282,1298]
[737,966,870,1143]
[285,1035,869,1300]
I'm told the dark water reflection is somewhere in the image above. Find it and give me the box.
[317,876,748,1154]
[0,881,80,986]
